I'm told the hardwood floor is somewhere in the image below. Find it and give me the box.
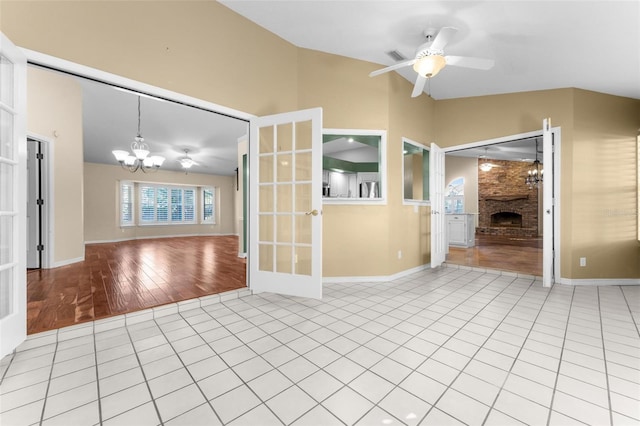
[26,236,246,334]
[446,234,542,276]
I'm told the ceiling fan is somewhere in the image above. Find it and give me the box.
[369,27,495,97]
[478,148,502,171]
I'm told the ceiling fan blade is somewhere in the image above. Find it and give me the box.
[369,59,416,77]
[411,75,427,98]
[430,27,457,51]
[445,55,495,70]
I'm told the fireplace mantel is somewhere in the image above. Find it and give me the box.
[483,194,529,201]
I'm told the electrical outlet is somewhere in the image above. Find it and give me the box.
[579,257,586,267]
[397,250,402,259]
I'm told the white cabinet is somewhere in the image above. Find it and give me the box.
[447,214,475,247]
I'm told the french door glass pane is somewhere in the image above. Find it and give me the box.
[0,56,14,108]
[0,109,14,160]
[276,245,292,273]
[0,163,12,210]
[295,246,312,276]
[0,215,13,264]
[259,244,273,272]
[295,120,312,150]
[0,269,12,318]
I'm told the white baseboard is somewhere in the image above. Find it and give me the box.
[323,263,431,284]
[85,233,237,245]
[53,256,85,268]
[556,277,640,286]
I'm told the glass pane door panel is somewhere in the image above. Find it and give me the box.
[0,163,12,210]
[276,215,292,242]
[295,120,312,150]
[295,246,312,276]
[295,215,312,244]
[277,154,292,182]
[259,185,274,213]
[0,216,13,264]
[259,126,274,154]
[258,244,273,272]
[294,183,311,213]
[295,152,312,181]
[0,109,14,160]
[259,156,274,183]
[259,215,274,242]
[276,184,292,212]
[0,56,14,108]
[0,269,12,318]
[276,245,292,273]
[277,123,293,152]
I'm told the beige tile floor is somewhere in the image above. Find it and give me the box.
[1,265,639,425]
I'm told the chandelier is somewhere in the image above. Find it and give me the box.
[525,139,543,189]
[112,96,165,173]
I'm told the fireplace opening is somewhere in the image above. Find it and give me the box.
[491,212,523,228]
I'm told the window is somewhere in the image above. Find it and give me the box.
[120,181,134,226]
[139,184,196,225]
[201,187,215,224]
[445,177,465,214]
[322,129,386,203]
[402,138,430,204]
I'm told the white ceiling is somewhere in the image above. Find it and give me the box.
[78,75,248,176]
[77,1,638,172]
[220,0,640,101]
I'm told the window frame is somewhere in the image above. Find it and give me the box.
[445,177,465,214]
[401,137,431,206]
[322,128,387,205]
[119,180,135,227]
[138,183,197,226]
[201,186,216,224]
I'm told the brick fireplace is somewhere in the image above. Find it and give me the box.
[477,159,540,237]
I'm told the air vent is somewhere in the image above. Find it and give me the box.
[386,50,406,61]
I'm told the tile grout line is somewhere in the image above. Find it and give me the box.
[479,279,560,425]
[91,323,103,426]
[545,285,577,426]
[338,272,526,425]
[37,330,59,426]
[122,321,165,426]
[178,305,290,425]
[597,287,614,426]
[409,275,540,425]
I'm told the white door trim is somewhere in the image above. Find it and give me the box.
[443,129,562,282]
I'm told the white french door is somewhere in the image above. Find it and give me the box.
[0,33,27,358]
[430,142,446,268]
[248,108,323,299]
[542,118,554,287]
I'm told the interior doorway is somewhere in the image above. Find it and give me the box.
[25,55,253,333]
[443,129,560,278]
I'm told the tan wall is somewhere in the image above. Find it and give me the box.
[1,1,298,116]
[27,67,85,265]
[84,163,235,242]
[5,2,640,280]
[570,90,640,278]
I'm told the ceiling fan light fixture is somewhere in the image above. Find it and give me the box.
[180,149,195,169]
[479,162,493,172]
[413,54,446,78]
